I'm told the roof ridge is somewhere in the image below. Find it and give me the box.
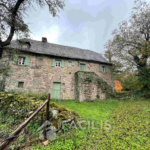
[19,38,101,54]
[8,38,110,65]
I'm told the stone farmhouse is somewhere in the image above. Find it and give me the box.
[1,38,114,101]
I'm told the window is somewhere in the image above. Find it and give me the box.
[68,61,72,66]
[102,66,106,73]
[80,64,86,71]
[18,82,24,88]
[21,43,30,49]
[100,65,108,73]
[18,57,26,65]
[55,60,61,67]
[13,56,30,66]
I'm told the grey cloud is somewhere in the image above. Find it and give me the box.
[23,0,133,53]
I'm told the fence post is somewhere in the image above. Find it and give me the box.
[45,93,50,140]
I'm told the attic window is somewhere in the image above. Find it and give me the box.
[20,42,30,49]
[22,44,28,49]
[18,57,26,65]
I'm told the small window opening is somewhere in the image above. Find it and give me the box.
[102,66,106,73]
[68,61,72,66]
[18,82,24,88]
[22,44,28,49]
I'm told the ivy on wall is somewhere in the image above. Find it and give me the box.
[75,71,115,100]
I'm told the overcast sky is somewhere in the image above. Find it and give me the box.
[16,0,148,53]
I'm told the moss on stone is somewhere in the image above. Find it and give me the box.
[75,71,115,100]
[52,118,62,129]
[50,102,57,107]
[57,106,68,112]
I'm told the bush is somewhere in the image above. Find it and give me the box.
[96,94,100,99]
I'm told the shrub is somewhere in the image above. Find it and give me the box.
[96,94,100,99]
[114,80,123,92]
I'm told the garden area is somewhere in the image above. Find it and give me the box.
[33,98,150,150]
[0,92,150,150]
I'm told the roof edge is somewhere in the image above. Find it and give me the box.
[4,47,113,66]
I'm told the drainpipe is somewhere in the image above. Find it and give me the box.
[0,53,10,91]
[111,65,115,93]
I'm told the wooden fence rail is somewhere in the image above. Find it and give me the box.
[0,93,50,150]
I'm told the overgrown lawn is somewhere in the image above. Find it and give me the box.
[33,99,150,150]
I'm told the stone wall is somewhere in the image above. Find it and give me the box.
[75,71,113,102]
[2,51,113,100]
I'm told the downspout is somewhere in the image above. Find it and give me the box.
[111,65,115,93]
[0,53,10,91]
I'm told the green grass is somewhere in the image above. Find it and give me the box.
[33,99,150,150]
[117,91,128,93]
[1,98,150,149]
[51,99,119,121]
[33,99,120,150]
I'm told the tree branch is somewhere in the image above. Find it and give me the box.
[0,3,10,11]
[0,0,25,48]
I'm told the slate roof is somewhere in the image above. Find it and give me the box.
[6,38,111,65]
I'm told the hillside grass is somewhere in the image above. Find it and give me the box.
[1,96,150,150]
[33,99,150,150]
[33,99,120,150]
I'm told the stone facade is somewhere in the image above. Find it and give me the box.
[1,51,113,100]
[75,71,113,102]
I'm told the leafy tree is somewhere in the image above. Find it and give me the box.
[114,80,122,92]
[102,39,124,73]
[0,0,65,91]
[114,72,142,91]
[0,0,65,48]
[107,0,150,94]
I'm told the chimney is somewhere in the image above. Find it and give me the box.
[42,37,47,42]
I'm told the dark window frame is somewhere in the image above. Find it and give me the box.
[18,56,26,65]
[18,82,24,88]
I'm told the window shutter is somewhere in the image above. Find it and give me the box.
[100,65,103,72]
[80,64,83,71]
[52,59,55,67]
[83,65,86,71]
[13,55,18,65]
[106,66,108,73]
[80,64,86,71]
[25,57,30,66]
[72,61,75,66]
[61,60,64,68]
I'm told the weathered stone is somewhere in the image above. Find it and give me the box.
[75,72,114,101]
[52,110,58,118]
[1,52,113,100]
